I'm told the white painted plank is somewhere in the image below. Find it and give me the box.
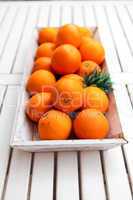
[0,74,22,85]
[0,86,19,199]
[116,5,133,54]
[110,72,133,84]
[0,6,18,58]
[94,5,121,73]
[56,152,79,200]
[80,151,106,200]
[49,5,61,27]
[30,153,54,200]
[73,5,84,25]
[103,147,132,200]
[113,84,133,141]
[4,150,31,200]
[12,6,39,73]
[106,6,133,72]
[38,6,50,27]
[83,6,96,27]
[61,5,72,25]
[0,6,28,73]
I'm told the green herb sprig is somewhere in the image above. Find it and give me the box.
[84,70,113,93]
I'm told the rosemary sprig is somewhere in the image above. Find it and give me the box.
[84,70,113,93]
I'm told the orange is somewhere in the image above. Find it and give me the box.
[26,92,53,122]
[56,24,81,48]
[38,27,58,44]
[63,74,83,82]
[79,60,101,77]
[52,44,81,75]
[73,108,109,139]
[38,109,72,140]
[83,86,109,112]
[36,43,56,58]
[78,26,93,38]
[26,70,56,95]
[54,77,83,113]
[79,37,105,64]
[33,57,51,72]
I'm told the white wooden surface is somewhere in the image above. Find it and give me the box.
[0,1,133,200]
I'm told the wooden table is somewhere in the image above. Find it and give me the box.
[0,1,133,200]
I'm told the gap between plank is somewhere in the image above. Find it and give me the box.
[81,6,86,26]
[100,151,109,200]
[59,5,63,25]
[27,153,34,200]
[0,86,8,114]
[78,152,82,200]
[126,85,133,109]
[47,6,52,27]
[53,152,57,200]
[71,6,74,24]
[121,146,133,195]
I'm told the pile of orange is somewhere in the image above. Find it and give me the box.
[26,24,110,140]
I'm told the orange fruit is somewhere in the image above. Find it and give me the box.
[26,70,56,95]
[56,24,81,48]
[83,86,109,113]
[79,37,105,64]
[33,57,51,72]
[79,60,101,77]
[53,77,83,113]
[73,108,109,139]
[26,92,53,122]
[36,43,56,58]
[38,27,58,44]
[63,74,83,82]
[52,44,81,75]
[78,26,93,38]
[38,109,72,140]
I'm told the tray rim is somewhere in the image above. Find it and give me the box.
[11,138,127,152]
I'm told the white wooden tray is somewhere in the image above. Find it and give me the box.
[10,27,127,152]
